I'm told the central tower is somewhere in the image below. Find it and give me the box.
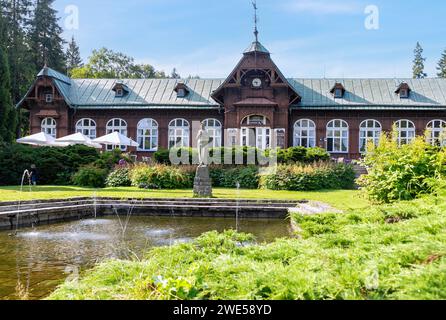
[212,2,300,149]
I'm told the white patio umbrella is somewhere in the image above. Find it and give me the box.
[93,131,139,147]
[55,132,102,149]
[16,132,69,147]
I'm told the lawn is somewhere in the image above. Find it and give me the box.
[0,186,367,211]
[48,195,446,300]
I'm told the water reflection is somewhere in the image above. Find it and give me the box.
[0,216,290,300]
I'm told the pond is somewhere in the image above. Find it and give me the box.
[0,216,291,300]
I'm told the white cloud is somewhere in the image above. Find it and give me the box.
[283,0,362,15]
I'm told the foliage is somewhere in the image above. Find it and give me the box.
[49,195,446,300]
[358,132,446,203]
[66,36,83,75]
[72,165,107,188]
[210,166,259,189]
[0,144,128,186]
[29,0,66,71]
[413,42,427,79]
[105,167,132,187]
[70,47,167,79]
[130,164,194,189]
[154,147,330,166]
[261,163,356,191]
[437,48,446,78]
[0,23,17,143]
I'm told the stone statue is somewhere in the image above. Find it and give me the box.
[194,122,212,197]
[196,122,210,167]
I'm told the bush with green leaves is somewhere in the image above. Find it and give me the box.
[105,167,132,187]
[0,143,101,185]
[72,165,108,188]
[260,163,356,191]
[130,164,194,189]
[358,133,446,203]
[210,166,259,189]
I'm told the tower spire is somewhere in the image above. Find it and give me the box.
[252,0,259,42]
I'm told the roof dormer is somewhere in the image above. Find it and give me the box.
[174,82,190,98]
[330,82,346,99]
[112,81,129,98]
[395,82,411,99]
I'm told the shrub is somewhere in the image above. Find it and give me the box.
[72,165,108,188]
[358,132,446,203]
[305,147,330,163]
[105,167,132,187]
[260,163,356,191]
[0,143,102,185]
[210,166,259,189]
[130,164,194,189]
[153,148,170,165]
[284,147,307,163]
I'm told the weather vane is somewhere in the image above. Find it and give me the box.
[252,0,259,42]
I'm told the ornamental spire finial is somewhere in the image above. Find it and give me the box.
[252,0,259,42]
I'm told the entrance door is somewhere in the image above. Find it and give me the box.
[241,127,271,149]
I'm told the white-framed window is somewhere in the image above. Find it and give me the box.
[116,89,123,97]
[76,118,97,140]
[294,119,316,148]
[395,120,416,146]
[241,115,268,126]
[41,117,57,138]
[169,118,190,148]
[202,118,222,148]
[137,118,159,151]
[106,118,128,151]
[45,93,53,103]
[326,119,349,153]
[427,120,446,146]
[360,120,382,153]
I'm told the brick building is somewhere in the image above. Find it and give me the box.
[18,39,446,160]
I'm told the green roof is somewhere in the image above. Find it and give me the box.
[18,67,446,111]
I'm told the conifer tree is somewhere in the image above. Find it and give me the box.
[0,0,34,103]
[412,42,427,79]
[437,49,446,78]
[29,0,65,71]
[0,12,17,142]
[66,36,83,75]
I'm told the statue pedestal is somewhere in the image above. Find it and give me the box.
[193,166,213,198]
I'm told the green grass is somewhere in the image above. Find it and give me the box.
[48,195,446,300]
[0,186,367,211]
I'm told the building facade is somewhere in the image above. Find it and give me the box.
[19,40,446,160]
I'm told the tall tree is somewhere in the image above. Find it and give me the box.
[437,49,446,78]
[0,0,34,103]
[29,0,65,71]
[0,12,17,142]
[70,47,166,79]
[412,42,427,79]
[65,36,82,75]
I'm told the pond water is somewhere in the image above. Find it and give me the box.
[0,216,291,300]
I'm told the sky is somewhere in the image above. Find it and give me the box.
[54,0,446,79]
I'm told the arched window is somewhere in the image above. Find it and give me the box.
[137,119,159,151]
[359,120,382,152]
[395,120,416,146]
[326,120,349,153]
[76,119,97,139]
[41,117,57,138]
[241,115,269,126]
[106,118,128,151]
[169,118,190,148]
[202,119,222,148]
[294,119,316,148]
[427,120,446,146]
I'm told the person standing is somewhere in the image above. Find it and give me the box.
[30,164,38,186]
